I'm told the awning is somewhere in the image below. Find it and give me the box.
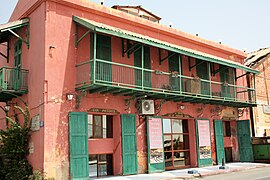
[73,16,259,74]
[0,18,29,44]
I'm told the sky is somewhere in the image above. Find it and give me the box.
[1,0,269,53]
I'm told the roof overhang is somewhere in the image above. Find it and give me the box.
[0,18,29,44]
[73,16,259,74]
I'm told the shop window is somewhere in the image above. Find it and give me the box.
[89,154,113,177]
[88,115,113,138]
[223,121,231,137]
[163,119,190,169]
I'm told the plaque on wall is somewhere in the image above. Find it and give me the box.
[263,105,270,114]
[31,114,40,131]
[87,108,119,114]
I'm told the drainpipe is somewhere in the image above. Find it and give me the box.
[246,73,255,137]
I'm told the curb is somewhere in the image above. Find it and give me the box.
[171,164,270,179]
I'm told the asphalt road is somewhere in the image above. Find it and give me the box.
[195,166,270,180]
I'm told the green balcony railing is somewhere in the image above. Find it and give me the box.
[0,67,28,93]
[76,59,256,106]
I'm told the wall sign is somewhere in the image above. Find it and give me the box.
[87,108,119,114]
[263,106,270,114]
[221,107,237,119]
[197,119,211,159]
[148,117,164,164]
[147,117,165,173]
[162,111,193,118]
[31,114,40,131]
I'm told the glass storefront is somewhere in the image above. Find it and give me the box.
[163,118,190,169]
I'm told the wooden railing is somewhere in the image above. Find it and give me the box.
[0,67,28,92]
[76,59,255,104]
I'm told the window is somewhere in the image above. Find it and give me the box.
[88,115,113,139]
[223,121,231,137]
[163,119,190,169]
[89,154,113,177]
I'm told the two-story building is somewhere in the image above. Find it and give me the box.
[245,48,270,137]
[0,0,258,179]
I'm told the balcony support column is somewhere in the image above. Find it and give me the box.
[93,32,97,84]
[178,54,182,93]
[141,45,144,90]
[208,62,212,97]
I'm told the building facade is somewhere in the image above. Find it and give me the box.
[245,48,270,137]
[0,0,257,179]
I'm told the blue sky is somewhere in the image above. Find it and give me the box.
[1,0,269,52]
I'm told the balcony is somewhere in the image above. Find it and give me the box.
[0,67,28,101]
[76,59,256,107]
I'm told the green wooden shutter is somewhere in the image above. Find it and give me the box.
[220,66,235,99]
[237,120,254,162]
[196,59,210,95]
[69,112,89,180]
[14,40,22,90]
[121,114,138,175]
[96,34,112,83]
[143,46,151,88]
[168,52,180,91]
[214,120,225,165]
[134,46,151,88]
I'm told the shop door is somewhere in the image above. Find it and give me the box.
[237,120,254,162]
[214,120,225,165]
[121,114,138,175]
[69,112,89,180]
[163,119,190,169]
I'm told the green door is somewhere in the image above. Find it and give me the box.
[134,46,151,88]
[237,120,253,162]
[14,40,22,90]
[121,114,138,175]
[220,66,235,99]
[196,59,210,95]
[168,52,181,91]
[90,33,112,83]
[69,112,89,180]
[214,120,225,165]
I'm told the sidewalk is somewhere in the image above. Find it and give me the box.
[91,162,270,180]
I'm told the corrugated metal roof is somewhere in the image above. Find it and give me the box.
[73,16,258,74]
[0,18,29,32]
[0,18,29,44]
[245,48,270,67]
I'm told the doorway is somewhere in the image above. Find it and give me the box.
[163,118,190,169]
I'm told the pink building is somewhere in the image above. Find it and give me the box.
[0,0,258,179]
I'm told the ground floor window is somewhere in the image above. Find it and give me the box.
[163,118,190,169]
[89,154,113,177]
[88,115,113,138]
[223,120,231,137]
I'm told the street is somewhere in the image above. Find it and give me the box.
[195,166,270,180]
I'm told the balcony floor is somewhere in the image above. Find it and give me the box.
[76,83,256,108]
